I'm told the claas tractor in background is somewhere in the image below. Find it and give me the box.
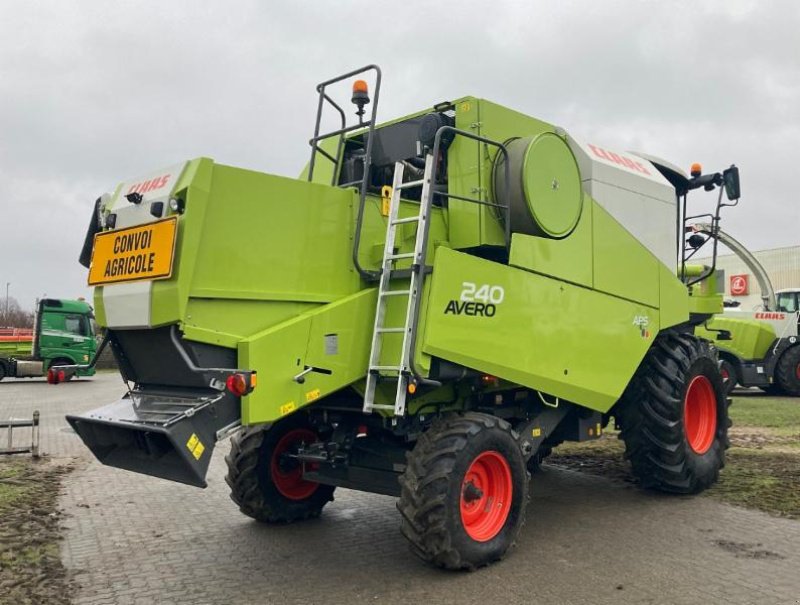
[65,65,741,570]
[689,224,800,396]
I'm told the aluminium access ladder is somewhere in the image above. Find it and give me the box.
[363,156,435,416]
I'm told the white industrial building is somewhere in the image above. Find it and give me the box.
[698,244,800,310]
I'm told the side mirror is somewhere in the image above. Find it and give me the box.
[723,165,740,201]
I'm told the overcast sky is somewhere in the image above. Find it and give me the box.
[1,0,798,310]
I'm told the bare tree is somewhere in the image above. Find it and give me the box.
[1,296,35,328]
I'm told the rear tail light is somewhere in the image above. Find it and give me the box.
[226,373,256,397]
[47,368,66,384]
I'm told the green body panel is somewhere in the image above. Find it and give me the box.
[422,247,658,413]
[684,264,724,316]
[239,288,376,424]
[509,202,594,288]
[592,203,659,308]
[1,300,96,376]
[696,317,777,361]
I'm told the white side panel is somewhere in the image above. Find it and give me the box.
[103,281,152,328]
[108,162,188,229]
[567,136,678,269]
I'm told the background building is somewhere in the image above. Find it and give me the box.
[699,244,800,310]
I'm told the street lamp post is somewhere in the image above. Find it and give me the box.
[4,282,8,326]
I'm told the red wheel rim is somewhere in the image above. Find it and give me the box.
[460,451,513,542]
[270,428,319,501]
[683,375,718,455]
[720,368,729,382]
[795,362,800,381]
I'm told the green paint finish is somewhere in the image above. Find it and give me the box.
[685,265,724,317]
[592,203,659,308]
[447,98,484,250]
[521,133,583,238]
[477,100,556,246]
[422,247,658,412]
[182,299,314,348]
[659,264,691,330]
[240,288,376,425]
[696,317,776,361]
[509,200,593,288]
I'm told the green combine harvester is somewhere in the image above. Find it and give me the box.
[689,226,799,396]
[66,66,741,569]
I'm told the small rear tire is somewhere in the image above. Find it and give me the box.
[0,362,6,382]
[774,346,800,397]
[225,415,335,523]
[398,412,528,570]
[616,332,730,494]
[719,359,737,396]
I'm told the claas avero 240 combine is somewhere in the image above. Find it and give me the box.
[64,66,741,570]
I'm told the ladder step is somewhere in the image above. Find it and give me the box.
[368,404,397,411]
[391,216,420,225]
[380,289,411,297]
[387,252,415,261]
[370,365,404,372]
[376,327,406,333]
[397,179,424,190]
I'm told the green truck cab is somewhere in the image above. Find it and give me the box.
[0,298,97,381]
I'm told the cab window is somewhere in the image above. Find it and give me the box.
[777,293,798,313]
[64,315,88,336]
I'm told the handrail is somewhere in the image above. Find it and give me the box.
[306,65,382,281]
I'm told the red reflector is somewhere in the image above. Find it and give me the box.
[47,369,57,384]
[226,373,249,397]
[58,370,66,382]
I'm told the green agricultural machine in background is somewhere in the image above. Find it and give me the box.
[65,66,742,569]
[0,298,96,381]
[690,224,799,396]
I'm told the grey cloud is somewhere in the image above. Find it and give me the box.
[1,0,797,308]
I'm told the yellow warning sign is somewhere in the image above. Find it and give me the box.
[186,433,205,460]
[531,427,542,437]
[88,217,178,286]
[280,401,297,416]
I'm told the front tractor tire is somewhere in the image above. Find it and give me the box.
[398,412,528,570]
[616,332,730,494]
[774,345,800,397]
[225,416,335,523]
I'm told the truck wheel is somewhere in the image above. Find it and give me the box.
[0,362,5,382]
[774,345,800,397]
[50,359,75,381]
[225,416,335,523]
[616,332,730,494]
[398,412,528,570]
[719,359,737,396]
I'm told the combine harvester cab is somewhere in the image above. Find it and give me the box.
[67,65,743,568]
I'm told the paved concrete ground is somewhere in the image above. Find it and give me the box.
[2,373,800,605]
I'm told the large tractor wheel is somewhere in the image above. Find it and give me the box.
[225,416,335,523]
[774,346,800,397]
[616,332,730,494]
[719,359,737,396]
[398,412,528,570]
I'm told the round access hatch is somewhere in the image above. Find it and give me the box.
[494,133,583,238]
